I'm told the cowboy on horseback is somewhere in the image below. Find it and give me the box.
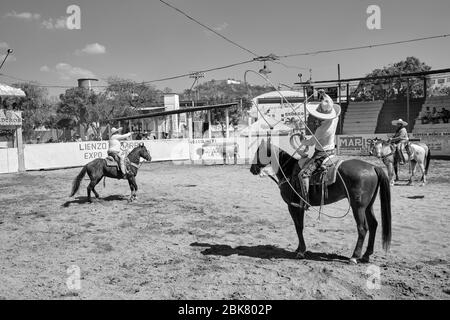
[108,127,132,178]
[297,90,341,210]
[389,119,412,165]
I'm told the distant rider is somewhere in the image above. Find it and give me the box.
[108,127,132,178]
[296,90,341,210]
[389,119,412,165]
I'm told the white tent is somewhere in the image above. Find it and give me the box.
[0,83,25,97]
[239,116,292,136]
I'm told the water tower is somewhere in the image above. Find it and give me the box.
[77,78,98,90]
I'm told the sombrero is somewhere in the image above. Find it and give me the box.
[111,127,123,134]
[306,93,341,120]
[391,119,408,126]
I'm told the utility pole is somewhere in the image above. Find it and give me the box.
[0,49,13,71]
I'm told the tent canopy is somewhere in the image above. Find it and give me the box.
[239,116,292,136]
[0,83,26,97]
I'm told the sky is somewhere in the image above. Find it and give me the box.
[1,0,450,97]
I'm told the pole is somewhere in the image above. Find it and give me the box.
[225,108,230,138]
[303,86,307,132]
[207,110,212,138]
[338,64,343,134]
[406,78,410,130]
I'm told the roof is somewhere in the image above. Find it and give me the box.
[0,83,25,97]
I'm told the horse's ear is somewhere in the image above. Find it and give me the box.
[139,142,145,147]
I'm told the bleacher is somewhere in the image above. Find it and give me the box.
[375,98,424,133]
[413,96,450,134]
[342,101,384,134]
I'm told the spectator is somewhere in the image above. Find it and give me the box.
[441,107,450,123]
[418,106,432,124]
[431,107,441,124]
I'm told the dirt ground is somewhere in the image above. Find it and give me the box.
[0,156,449,300]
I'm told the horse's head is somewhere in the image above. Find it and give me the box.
[137,142,152,161]
[369,138,387,158]
[250,138,273,175]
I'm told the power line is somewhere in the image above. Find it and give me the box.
[158,0,259,57]
[0,59,255,89]
[279,34,450,58]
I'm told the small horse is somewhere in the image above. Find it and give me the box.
[250,139,392,264]
[369,139,431,186]
[70,143,152,202]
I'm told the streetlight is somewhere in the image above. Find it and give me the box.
[0,49,13,71]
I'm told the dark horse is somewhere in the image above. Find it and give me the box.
[70,143,152,202]
[250,139,391,264]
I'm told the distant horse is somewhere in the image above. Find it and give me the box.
[369,138,430,186]
[70,143,152,202]
[250,139,392,264]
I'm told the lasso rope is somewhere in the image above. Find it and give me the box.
[244,70,351,219]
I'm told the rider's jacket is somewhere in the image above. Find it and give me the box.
[391,127,409,144]
[108,132,132,153]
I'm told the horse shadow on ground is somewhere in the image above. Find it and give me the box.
[190,242,349,263]
[62,194,127,207]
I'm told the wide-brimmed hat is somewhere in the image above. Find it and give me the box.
[111,127,123,134]
[391,119,408,126]
[306,98,341,120]
[306,93,341,120]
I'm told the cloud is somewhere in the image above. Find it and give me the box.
[40,63,95,80]
[4,11,68,30]
[204,22,229,36]
[75,43,106,56]
[4,11,41,20]
[41,17,67,30]
[214,22,229,32]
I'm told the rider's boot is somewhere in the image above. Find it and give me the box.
[299,176,310,211]
[120,158,128,179]
[397,148,405,165]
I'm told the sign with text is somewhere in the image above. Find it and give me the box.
[337,134,389,156]
[0,109,22,127]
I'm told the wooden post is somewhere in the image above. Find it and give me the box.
[188,112,193,139]
[153,118,158,139]
[16,126,25,172]
[207,110,212,138]
[225,108,230,138]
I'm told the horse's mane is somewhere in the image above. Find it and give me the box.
[271,145,298,176]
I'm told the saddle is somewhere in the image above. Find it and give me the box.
[310,156,344,186]
[105,155,133,174]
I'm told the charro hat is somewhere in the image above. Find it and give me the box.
[111,127,123,134]
[391,119,408,126]
[306,92,341,120]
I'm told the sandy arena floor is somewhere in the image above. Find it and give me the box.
[0,156,448,300]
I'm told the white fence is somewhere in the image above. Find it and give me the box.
[1,133,450,174]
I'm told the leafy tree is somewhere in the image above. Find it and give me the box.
[1,83,56,138]
[353,57,431,100]
[96,77,166,123]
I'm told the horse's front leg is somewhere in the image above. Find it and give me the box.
[288,204,306,258]
[418,162,426,186]
[408,161,417,186]
[394,161,400,182]
[127,176,136,202]
[387,163,395,186]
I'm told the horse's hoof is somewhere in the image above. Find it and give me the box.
[296,251,306,259]
[360,256,370,263]
[349,258,358,265]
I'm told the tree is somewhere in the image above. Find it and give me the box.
[2,82,55,138]
[353,57,431,100]
[96,77,166,123]
[57,87,98,130]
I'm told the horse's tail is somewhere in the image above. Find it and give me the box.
[374,166,392,252]
[425,147,431,175]
[70,165,87,197]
